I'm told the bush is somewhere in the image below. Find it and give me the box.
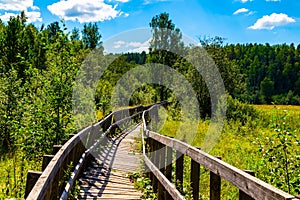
[225,95,259,125]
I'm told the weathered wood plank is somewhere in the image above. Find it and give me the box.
[42,155,54,171]
[191,159,200,200]
[78,126,144,200]
[145,130,295,200]
[144,155,185,200]
[24,170,42,198]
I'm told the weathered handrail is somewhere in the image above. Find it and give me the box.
[25,104,152,200]
[142,104,298,200]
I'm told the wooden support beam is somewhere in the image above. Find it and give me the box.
[152,139,159,193]
[24,170,42,198]
[239,170,255,200]
[165,146,172,182]
[42,155,54,171]
[210,156,221,200]
[52,145,62,154]
[176,151,184,193]
[191,159,200,200]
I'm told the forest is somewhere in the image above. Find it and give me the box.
[0,11,299,198]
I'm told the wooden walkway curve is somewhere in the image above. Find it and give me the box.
[25,103,299,200]
[77,125,143,199]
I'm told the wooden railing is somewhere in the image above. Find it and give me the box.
[25,104,152,200]
[141,104,299,200]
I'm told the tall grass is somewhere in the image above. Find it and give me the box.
[155,103,300,198]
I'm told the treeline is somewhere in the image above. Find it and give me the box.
[225,43,300,104]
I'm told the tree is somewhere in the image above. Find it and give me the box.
[70,27,80,41]
[149,12,184,53]
[46,21,61,41]
[260,77,274,104]
[82,22,102,49]
[148,12,185,101]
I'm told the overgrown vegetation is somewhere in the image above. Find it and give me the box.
[0,10,299,198]
[156,104,300,198]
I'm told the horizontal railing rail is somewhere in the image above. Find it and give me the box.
[25,104,154,200]
[141,104,298,200]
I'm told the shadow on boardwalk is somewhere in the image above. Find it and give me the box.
[77,125,143,200]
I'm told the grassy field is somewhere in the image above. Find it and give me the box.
[153,104,300,199]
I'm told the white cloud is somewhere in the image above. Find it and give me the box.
[248,13,296,30]
[0,11,42,23]
[0,0,41,22]
[233,8,249,15]
[246,11,255,16]
[127,39,150,53]
[113,39,150,53]
[0,12,16,21]
[238,0,253,3]
[114,40,126,48]
[0,0,38,11]
[26,11,42,23]
[108,0,130,2]
[115,0,130,2]
[47,0,127,23]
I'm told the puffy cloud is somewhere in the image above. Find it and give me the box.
[47,0,127,23]
[0,12,16,21]
[114,40,126,48]
[26,11,42,23]
[0,11,42,22]
[0,0,41,22]
[0,0,38,11]
[112,39,150,53]
[233,8,249,15]
[248,13,296,30]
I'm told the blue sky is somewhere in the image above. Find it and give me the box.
[0,0,300,52]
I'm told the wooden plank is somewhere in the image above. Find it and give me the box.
[26,126,92,199]
[210,156,221,200]
[42,155,54,171]
[166,146,172,182]
[239,170,255,200]
[24,170,42,198]
[176,151,183,193]
[53,145,62,154]
[145,130,296,200]
[191,159,200,200]
[144,155,185,200]
[152,139,159,193]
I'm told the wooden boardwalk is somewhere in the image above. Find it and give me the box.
[77,126,143,199]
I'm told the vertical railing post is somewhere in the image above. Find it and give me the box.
[157,142,166,200]
[42,155,54,171]
[239,170,255,200]
[191,159,200,200]
[176,151,184,193]
[152,139,159,193]
[166,145,172,181]
[210,156,221,200]
[24,171,42,198]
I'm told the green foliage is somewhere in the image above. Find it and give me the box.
[82,22,102,49]
[0,12,91,197]
[129,172,157,199]
[224,43,300,104]
[257,110,300,194]
[226,95,259,125]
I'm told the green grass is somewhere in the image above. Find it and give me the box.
[154,105,300,198]
[0,151,41,198]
